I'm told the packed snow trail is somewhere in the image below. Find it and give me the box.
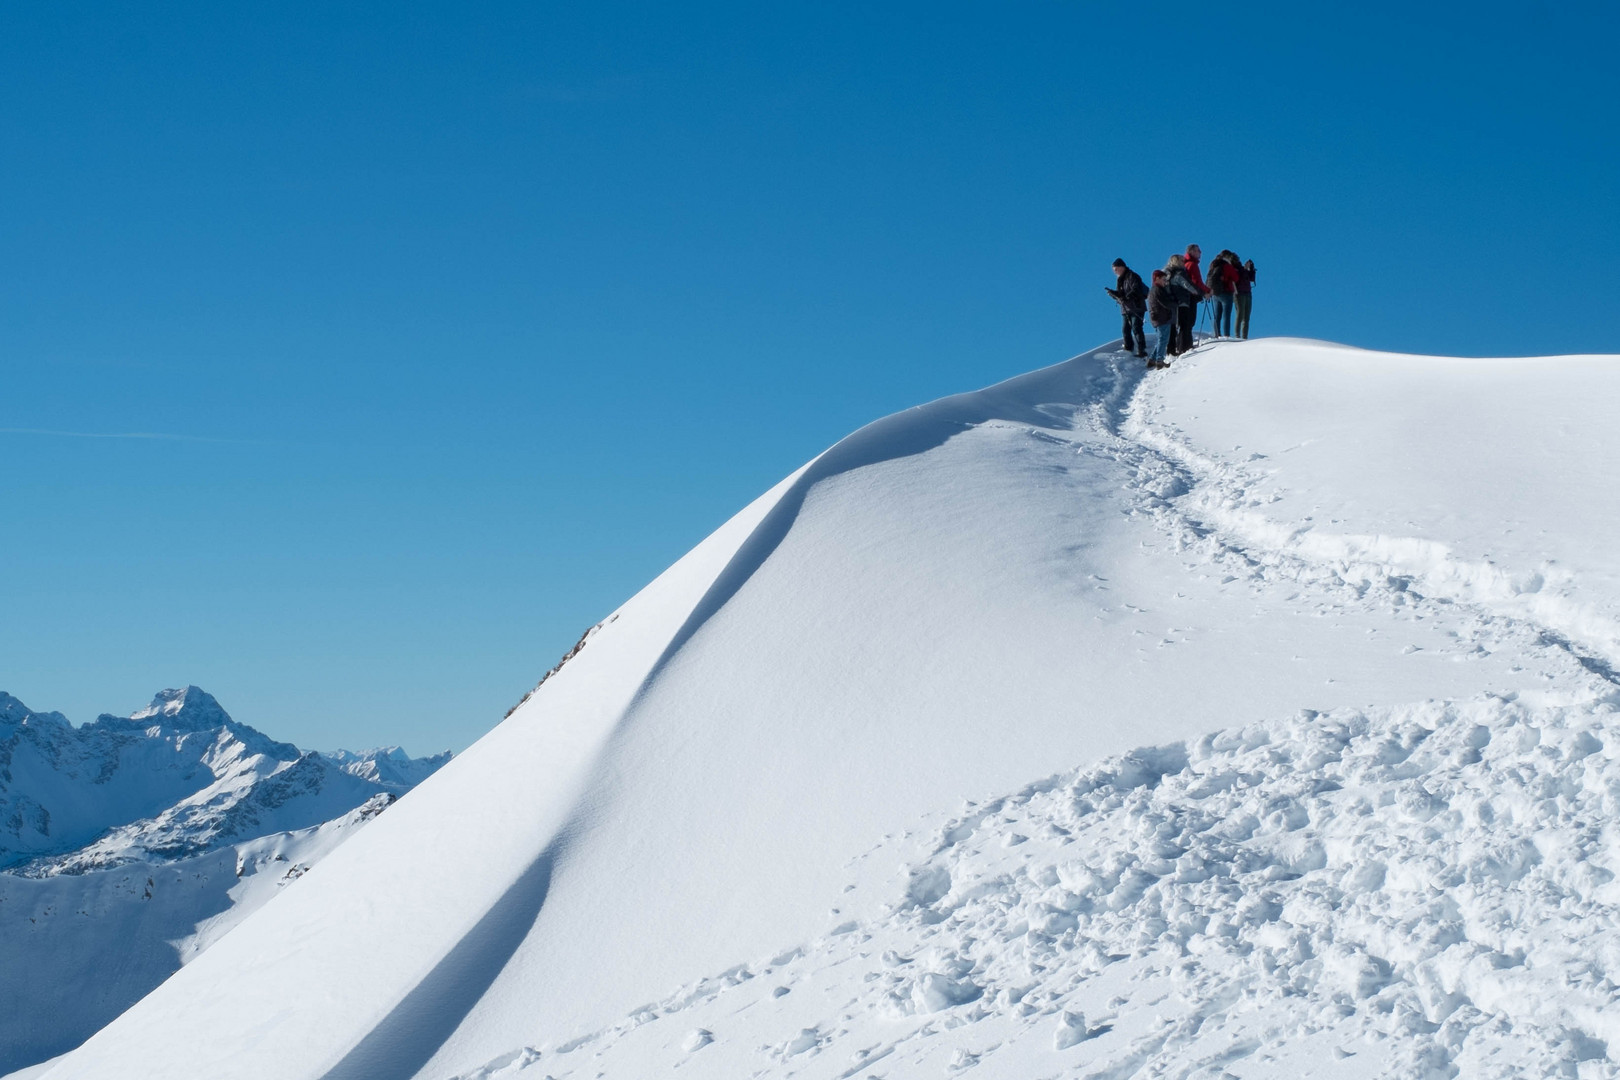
[38,340,1620,1080]
[1125,338,1620,686]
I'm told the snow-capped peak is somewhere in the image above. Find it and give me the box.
[0,687,451,876]
[83,685,299,762]
[0,688,455,1074]
[125,685,232,731]
[321,746,454,794]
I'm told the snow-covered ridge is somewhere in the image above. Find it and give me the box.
[0,685,450,874]
[324,745,457,794]
[37,339,1620,1080]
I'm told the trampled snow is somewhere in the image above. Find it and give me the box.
[33,339,1620,1080]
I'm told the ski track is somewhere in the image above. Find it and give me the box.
[445,344,1620,1080]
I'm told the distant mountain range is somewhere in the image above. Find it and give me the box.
[0,685,451,1073]
[0,685,450,875]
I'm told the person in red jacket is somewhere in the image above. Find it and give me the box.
[1179,244,1209,352]
[1234,256,1256,339]
[1184,244,1209,296]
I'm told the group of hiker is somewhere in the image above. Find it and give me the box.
[1105,245,1256,369]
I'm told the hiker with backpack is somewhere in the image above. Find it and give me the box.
[1206,250,1240,338]
[1235,257,1256,339]
[1165,254,1202,356]
[1147,269,1176,368]
[1105,258,1148,358]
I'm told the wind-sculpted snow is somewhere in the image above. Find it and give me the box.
[633,355,1122,706]
[37,340,1620,1080]
[450,694,1620,1080]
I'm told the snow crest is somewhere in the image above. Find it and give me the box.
[32,339,1620,1080]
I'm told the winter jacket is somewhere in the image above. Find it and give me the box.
[1184,252,1209,296]
[1108,268,1148,315]
[1207,257,1240,296]
[1167,267,1201,308]
[1236,263,1256,296]
[1147,281,1176,326]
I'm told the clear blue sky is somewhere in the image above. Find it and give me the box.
[4,2,1615,752]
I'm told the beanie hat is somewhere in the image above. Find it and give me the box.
[1112,258,1126,268]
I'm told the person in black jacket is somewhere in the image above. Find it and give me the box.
[1147,269,1175,367]
[1164,254,1202,355]
[1106,258,1148,358]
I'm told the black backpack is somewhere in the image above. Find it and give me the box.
[1124,271,1147,310]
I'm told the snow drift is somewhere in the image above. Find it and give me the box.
[37,338,1620,1080]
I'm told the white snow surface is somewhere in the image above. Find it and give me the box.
[41,338,1620,1080]
[0,796,393,1073]
[0,688,450,1073]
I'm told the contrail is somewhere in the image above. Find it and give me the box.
[0,427,241,443]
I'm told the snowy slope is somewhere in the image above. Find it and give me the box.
[1129,338,1620,678]
[0,688,450,1074]
[443,696,1620,1080]
[41,339,1620,1080]
[0,797,393,1074]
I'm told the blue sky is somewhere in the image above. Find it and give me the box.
[3,2,1616,752]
